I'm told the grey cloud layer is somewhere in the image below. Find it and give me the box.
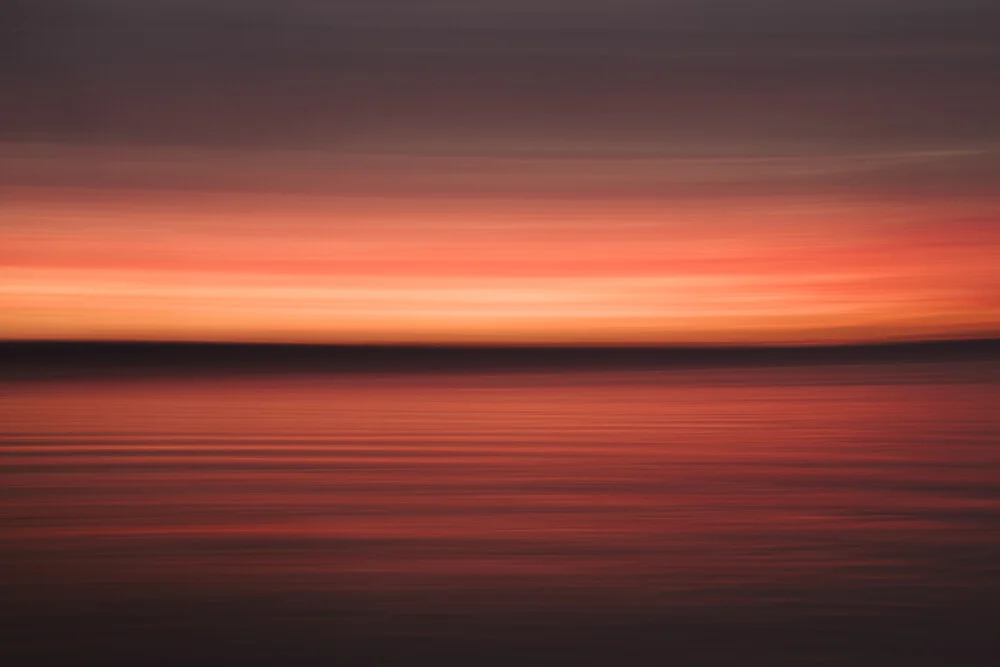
[3,0,997,197]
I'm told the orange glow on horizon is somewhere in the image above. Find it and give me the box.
[2,186,998,345]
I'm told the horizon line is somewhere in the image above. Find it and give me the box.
[3,336,1000,350]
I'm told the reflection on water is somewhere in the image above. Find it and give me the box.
[2,362,999,666]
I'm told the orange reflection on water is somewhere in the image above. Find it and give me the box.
[4,363,999,615]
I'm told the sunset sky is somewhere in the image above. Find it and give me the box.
[3,0,999,345]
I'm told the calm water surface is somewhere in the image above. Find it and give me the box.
[2,361,999,666]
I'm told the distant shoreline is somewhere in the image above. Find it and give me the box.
[2,338,999,380]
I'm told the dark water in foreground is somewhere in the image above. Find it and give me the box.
[3,361,999,666]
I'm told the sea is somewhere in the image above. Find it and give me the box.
[2,360,999,666]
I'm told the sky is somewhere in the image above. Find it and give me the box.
[2,0,999,345]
